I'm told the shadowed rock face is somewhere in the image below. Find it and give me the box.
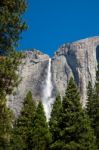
[8,36,99,117]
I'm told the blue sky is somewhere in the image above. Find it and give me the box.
[18,0,99,56]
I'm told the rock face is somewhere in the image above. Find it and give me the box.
[8,36,99,117]
[8,50,50,117]
[52,37,99,106]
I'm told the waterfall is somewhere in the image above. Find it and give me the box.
[42,58,54,121]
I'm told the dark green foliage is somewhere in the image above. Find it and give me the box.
[32,101,51,150]
[0,52,24,95]
[0,0,27,148]
[0,38,26,150]
[51,77,96,150]
[94,64,99,148]
[0,93,13,150]
[86,81,95,121]
[0,0,27,55]
[11,91,36,150]
[87,64,99,149]
[49,95,62,144]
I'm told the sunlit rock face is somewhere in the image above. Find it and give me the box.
[8,36,99,117]
[8,50,50,117]
[52,36,99,106]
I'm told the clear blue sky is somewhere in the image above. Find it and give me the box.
[18,0,99,56]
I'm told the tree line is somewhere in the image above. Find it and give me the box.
[0,70,99,149]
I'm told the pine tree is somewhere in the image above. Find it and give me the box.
[94,63,99,148]
[49,95,62,144]
[0,51,23,95]
[86,64,99,149]
[86,81,95,121]
[11,91,36,150]
[0,0,27,55]
[51,77,96,150]
[32,101,51,150]
[87,64,99,149]
[0,1,27,148]
[0,93,13,150]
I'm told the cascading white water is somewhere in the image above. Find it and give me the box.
[42,58,54,121]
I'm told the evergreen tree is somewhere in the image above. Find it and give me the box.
[86,64,99,149]
[94,63,99,148]
[32,101,51,150]
[0,0,27,55]
[49,95,62,144]
[11,91,36,150]
[51,77,96,150]
[0,93,13,150]
[0,39,26,150]
[0,51,23,95]
[0,0,27,148]
[86,81,95,121]
[87,64,99,149]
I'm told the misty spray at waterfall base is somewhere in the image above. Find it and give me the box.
[42,58,54,121]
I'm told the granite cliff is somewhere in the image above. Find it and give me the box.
[52,36,99,106]
[8,36,99,117]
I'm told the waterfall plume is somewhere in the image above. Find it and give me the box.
[42,58,54,121]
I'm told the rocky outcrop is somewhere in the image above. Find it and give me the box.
[8,36,99,117]
[52,36,99,106]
